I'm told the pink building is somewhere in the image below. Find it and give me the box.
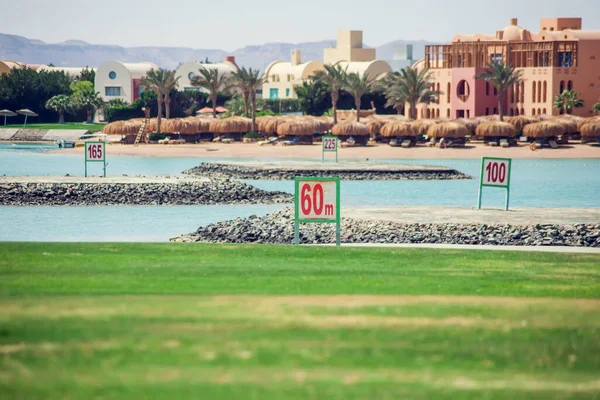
[413,18,600,119]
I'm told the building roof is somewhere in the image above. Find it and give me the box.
[334,60,392,79]
[264,60,324,80]
[0,60,25,70]
[118,62,158,79]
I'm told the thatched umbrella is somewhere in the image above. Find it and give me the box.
[380,121,418,138]
[0,109,17,126]
[17,109,38,126]
[427,122,468,138]
[367,119,388,135]
[550,118,578,134]
[314,116,334,132]
[580,122,600,140]
[482,115,500,121]
[523,121,566,138]
[455,118,480,133]
[331,121,369,136]
[507,116,535,132]
[277,120,318,136]
[577,116,600,132]
[103,120,127,134]
[411,119,437,135]
[535,114,553,121]
[556,114,582,122]
[475,121,515,138]
[209,117,252,134]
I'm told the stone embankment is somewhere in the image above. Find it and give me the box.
[172,208,600,247]
[0,179,292,206]
[184,161,470,181]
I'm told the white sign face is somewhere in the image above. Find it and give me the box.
[323,137,337,152]
[297,180,337,220]
[482,158,510,187]
[85,142,105,161]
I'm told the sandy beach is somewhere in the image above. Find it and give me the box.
[50,142,600,159]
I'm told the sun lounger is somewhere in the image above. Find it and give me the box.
[258,137,279,146]
[401,140,411,148]
[280,137,299,146]
[489,141,498,147]
[549,140,559,149]
[212,136,222,142]
[222,138,235,144]
[500,139,509,148]
[389,139,398,147]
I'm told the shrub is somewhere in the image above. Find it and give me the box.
[149,132,167,141]
[244,131,262,139]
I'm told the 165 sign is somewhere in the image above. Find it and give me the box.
[84,141,106,177]
[477,157,511,210]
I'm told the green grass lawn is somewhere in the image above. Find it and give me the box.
[3,122,105,132]
[1,243,599,399]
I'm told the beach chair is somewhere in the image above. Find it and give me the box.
[549,140,559,149]
[212,136,222,143]
[401,139,411,148]
[389,139,398,147]
[258,136,279,146]
[280,137,299,146]
[500,139,509,148]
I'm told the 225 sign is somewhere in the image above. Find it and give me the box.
[323,137,337,151]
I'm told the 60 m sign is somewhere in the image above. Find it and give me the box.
[295,177,341,245]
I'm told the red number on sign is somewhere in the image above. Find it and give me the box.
[498,163,506,183]
[88,146,92,159]
[97,145,102,159]
[485,161,507,183]
[313,184,324,215]
[491,162,498,182]
[300,183,327,215]
[301,184,312,214]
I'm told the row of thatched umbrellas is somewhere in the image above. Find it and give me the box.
[102,114,600,140]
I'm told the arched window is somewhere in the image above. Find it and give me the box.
[436,83,440,104]
[532,108,536,116]
[559,80,565,94]
[493,108,497,114]
[493,86,497,96]
[532,81,537,103]
[543,108,547,114]
[446,109,450,118]
[520,82,525,103]
[426,109,431,119]
[421,108,424,118]
[521,108,525,115]
[515,108,520,116]
[510,85,515,103]
[538,108,542,115]
[567,80,573,91]
[543,81,547,103]
[509,108,514,116]
[486,82,490,96]
[447,82,451,103]
[537,82,542,104]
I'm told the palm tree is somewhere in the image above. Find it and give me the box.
[140,69,173,132]
[343,72,377,122]
[71,84,104,124]
[594,100,600,114]
[554,90,584,115]
[190,67,233,118]
[45,94,74,124]
[387,67,440,120]
[232,67,252,118]
[379,73,406,114]
[313,65,347,124]
[245,68,265,133]
[162,70,179,119]
[476,62,524,121]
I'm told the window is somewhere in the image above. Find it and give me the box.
[184,87,200,92]
[457,80,470,102]
[436,109,440,118]
[538,108,541,115]
[446,109,450,118]
[285,88,290,97]
[558,52,573,67]
[269,88,279,99]
[532,108,536,115]
[457,55,463,68]
[520,82,525,103]
[485,107,489,115]
[486,82,489,96]
[514,84,519,103]
[521,108,525,115]
[567,80,573,91]
[543,52,550,67]
[188,72,196,80]
[510,85,514,103]
[559,80,565,94]
[490,53,502,63]
[426,109,431,119]
[543,108,547,114]
[109,71,117,79]
[493,86,497,96]
[509,108,514,116]
[447,82,451,103]
[287,74,291,82]
[537,81,542,103]
[105,87,121,96]
[138,85,145,97]
[515,108,519,116]
[543,81,547,102]
[493,108,497,114]
[436,83,440,104]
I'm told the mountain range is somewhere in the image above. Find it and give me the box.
[0,33,436,71]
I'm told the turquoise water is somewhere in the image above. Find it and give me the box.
[0,142,599,241]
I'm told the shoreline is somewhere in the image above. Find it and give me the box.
[43,142,600,160]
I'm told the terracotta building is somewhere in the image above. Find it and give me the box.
[413,18,600,119]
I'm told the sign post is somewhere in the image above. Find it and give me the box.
[477,157,512,211]
[85,141,106,177]
[322,135,338,162]
[294,177,341,246]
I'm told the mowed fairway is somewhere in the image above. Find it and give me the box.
[1,243,600,399]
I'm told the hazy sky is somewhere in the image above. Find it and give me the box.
[1,0,598,50]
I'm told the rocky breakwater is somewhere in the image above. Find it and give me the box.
[184,161,471,181]
[0,177,292,206]
[172,208,600,247]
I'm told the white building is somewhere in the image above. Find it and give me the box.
[263,50,325,99]
[325,30,392,78]
[94,61,158,104]
[175,57,239,92]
